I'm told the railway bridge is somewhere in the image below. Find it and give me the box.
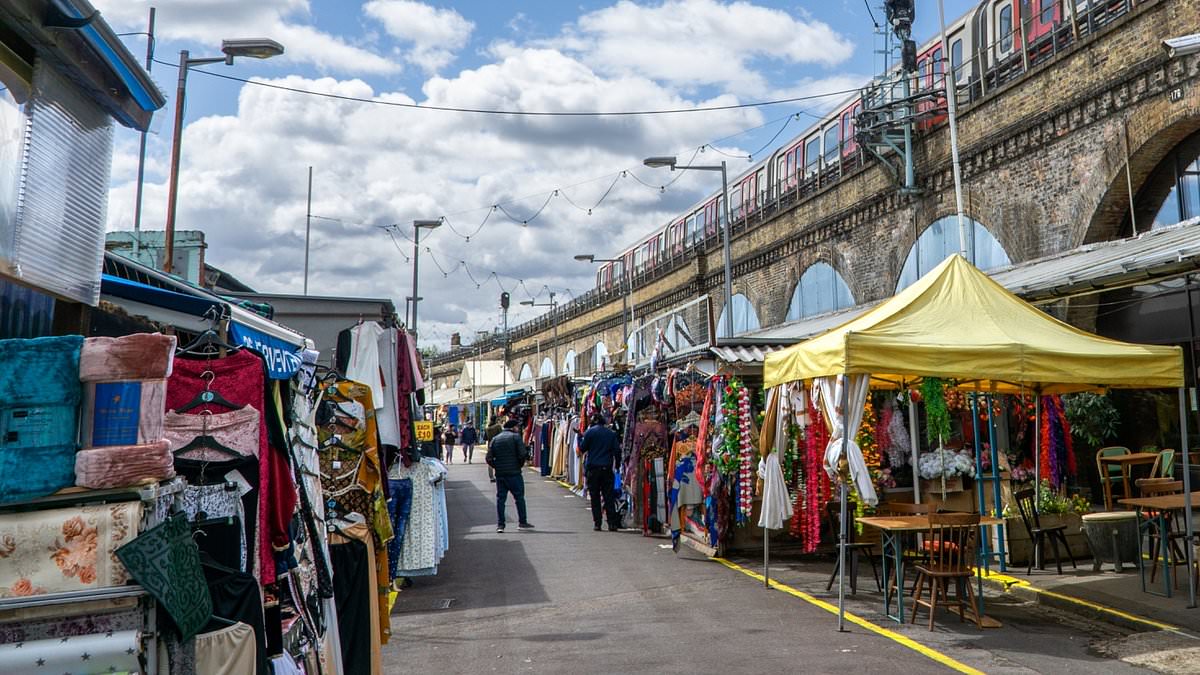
[427,0,1200,394]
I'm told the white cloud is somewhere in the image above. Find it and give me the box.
[364,1,474,73]
[545,0,855,97]
[92,0,399,75]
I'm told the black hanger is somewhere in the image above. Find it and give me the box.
[177,328,240,356]
[320,434,356,453]
[176,370,242,414]
[174,432,242,458]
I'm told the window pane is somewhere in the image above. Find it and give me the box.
[1041,0,1054,23]
[896,217,1011,293]
[1182,173,1200,221]
[786,262,855,321]
[805,137,820,173]
[951,40,964,83]
[1000,6,1013,52]
[823,127,839,163]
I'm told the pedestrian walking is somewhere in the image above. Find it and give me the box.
[581,415,621,532]
[460,422,478,463]
[484,417,503,482]
[443,425,457,464]
[486,418,534,533]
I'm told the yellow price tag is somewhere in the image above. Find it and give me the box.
[414,421,434,442]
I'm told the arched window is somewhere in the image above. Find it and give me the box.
[1149,131,1200,228]
[539,357,555,378]
[716,294,761,338]
[518,363,533,381]
[453,379,461,388]
[562,349,577,376]
[896,217,1011,293]
[593,342,609,370]
[786,262,855,322]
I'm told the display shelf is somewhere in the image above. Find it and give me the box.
[0,477,184,511]
[0,585,148,612]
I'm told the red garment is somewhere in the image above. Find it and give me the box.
[394,332,416,450]
[166,349,296,585]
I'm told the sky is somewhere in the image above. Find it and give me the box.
[95,0,979,351]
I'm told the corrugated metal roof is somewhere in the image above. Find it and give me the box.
[711,345,785,363]
[991,217,1200,302]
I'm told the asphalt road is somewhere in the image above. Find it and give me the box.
[385,463,983,674]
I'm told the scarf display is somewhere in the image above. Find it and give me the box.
[1038,394,1076,489]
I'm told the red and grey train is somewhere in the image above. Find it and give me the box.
[595,0,1137,291]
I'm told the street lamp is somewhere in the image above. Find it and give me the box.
[576,254,636,364]
[411,219,442,341]
[644,155,735,340]
[521,291,558,382]
[163,38,284,275]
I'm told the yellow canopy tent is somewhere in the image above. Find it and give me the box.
[762,255,1194,624]
[764,254,1183,392]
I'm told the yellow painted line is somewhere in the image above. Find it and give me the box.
[976,569,1182,632]
[713,557,985,675]
[388,590,398,613]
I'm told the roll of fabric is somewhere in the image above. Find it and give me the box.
[74,440,175,489]
[79,333,176,383]
[0,629,141,675]
[0,502,141,598]
[0,335,83,504]
[80,379,167,448]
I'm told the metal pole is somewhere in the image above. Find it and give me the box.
[838,375,851,631]
[908,388,922,503]
[901,76,916,191]
[551,293,559,376]
[1178,385,1195,607]
[720,161,735,339]
[303,166,312,295]
[1123,119,1138,236]
[411,224,421,338]
[1034,393,1041,507]
[938,0,969,259]
[163,49,190,274]
[628,268,636,363]
[131,6,155,259]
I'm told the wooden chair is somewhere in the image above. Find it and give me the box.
[824,501,881,594]
[1135,479,1189,587]
[910,512,983,630]
[1012,488,1075,575]
[1096,446,1131,511]
[1150,449,1176,479]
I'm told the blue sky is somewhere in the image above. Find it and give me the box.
[95,0,981,350]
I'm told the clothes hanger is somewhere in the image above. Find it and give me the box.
[175,411,243,458]
[176,370,242,414]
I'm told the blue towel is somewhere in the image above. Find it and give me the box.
[0,335,83,504]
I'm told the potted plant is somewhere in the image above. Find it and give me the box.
[1004,480,1092,565]
[1062,392,1120,501]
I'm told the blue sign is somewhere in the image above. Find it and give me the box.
[228,322,303,380]
[91,382,142,446]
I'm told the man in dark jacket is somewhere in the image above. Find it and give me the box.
[460,422,478,463]
[581,415,621,532]
[486,418,534,533]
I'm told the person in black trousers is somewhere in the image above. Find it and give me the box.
[486,418,534,533]
[581,415,621,532]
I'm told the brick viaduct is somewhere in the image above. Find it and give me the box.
[428,0,1200,391]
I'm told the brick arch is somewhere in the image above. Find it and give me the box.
[1082,104,1200,245]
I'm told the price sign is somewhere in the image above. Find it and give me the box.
[414,421,434,442]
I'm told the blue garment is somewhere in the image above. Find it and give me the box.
[495,474,528,527]
[387,478,414,580]
[0,335,83,504]
[581,425,620,470]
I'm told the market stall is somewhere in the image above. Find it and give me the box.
[762,255,1191,626]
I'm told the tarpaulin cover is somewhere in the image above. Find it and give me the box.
[764,255,1183,392]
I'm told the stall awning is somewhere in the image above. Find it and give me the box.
[490,389,530,407]
[764,255,1184,392]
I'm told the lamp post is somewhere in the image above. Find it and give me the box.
[163,38,284,275]
[410,219,442,342]
[576,254,635,364]
[644,156,734,340]
[521,291,558,380]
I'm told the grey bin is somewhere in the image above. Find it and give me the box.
[1080,511,1140,572]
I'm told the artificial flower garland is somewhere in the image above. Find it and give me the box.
[1038,395,1076,489]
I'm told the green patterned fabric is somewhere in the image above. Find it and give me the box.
[116,513,213,640]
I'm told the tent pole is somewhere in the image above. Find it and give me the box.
[1033,392,1041,508]
[838,375,851,632]
[764,526,770,587]
[908,387,921,503]
[1180,386,1196,608]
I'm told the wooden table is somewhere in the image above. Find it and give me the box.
[1099,453,1160,510]
[1118,492,1200,603]
[858,515,1004,624]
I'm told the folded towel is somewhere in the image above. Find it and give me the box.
[74,440,175,489]
[80,333,176,383]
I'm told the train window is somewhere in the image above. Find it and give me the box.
[1040,0,1054,24]
[757,169,767,204]
[696,208,706,234]
[823,126,839,165]
[741,181,751,213]
[717,196,725,226]
[778,156,787,192]
[932,48,943,86]
[804,135,820,175]
[998,4,1013,53]
[951,39,964,84]
[686,214,698,244]
[917,59,927,90]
